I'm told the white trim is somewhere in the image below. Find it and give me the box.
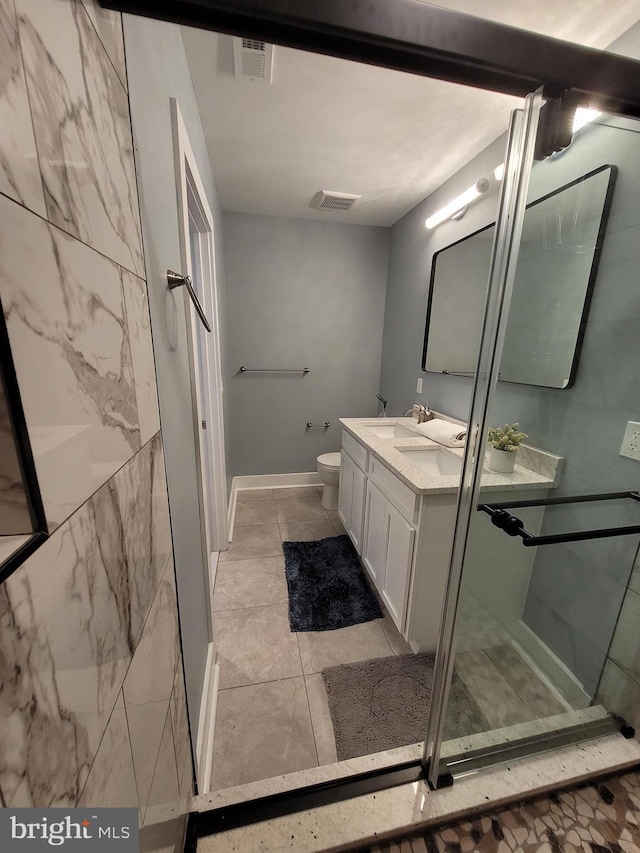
[195,642,220,795]
[171,98,229,559]
[232,472,322,490]
[513,618,591,709]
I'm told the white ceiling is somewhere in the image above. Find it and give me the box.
[183,2,640,227]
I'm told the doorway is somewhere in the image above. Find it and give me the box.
[171,98,229,791]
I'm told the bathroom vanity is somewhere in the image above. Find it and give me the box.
[338,417,562,653]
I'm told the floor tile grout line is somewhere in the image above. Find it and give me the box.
[218,674,307,692]
[297,634,320,768]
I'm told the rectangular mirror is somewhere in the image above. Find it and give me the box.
[422,164,616,388]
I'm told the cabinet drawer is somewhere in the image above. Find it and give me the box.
[342,431,368,472]
[368,456,417,523]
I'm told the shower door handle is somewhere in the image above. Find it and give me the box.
[167,270,212,333]
[478,490,640,547]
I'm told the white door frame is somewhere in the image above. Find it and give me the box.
[171,98,228,563]
[171,99,227,793]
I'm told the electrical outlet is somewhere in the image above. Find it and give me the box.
[416,377,423,394]
[620,421,640,461]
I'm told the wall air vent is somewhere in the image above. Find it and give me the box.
[311,190,362,212]
[233,37,274,83]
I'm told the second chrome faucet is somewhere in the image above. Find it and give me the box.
[403,402,433,423]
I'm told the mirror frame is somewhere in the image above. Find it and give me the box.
[421,163,617,388]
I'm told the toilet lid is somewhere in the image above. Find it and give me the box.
[318,452,341,469]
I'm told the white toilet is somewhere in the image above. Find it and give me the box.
[317,452,341,510]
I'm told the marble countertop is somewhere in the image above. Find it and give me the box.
[339,417,562,495]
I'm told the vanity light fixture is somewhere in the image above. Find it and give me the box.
[425,178,489,229]
[572,107,602,133]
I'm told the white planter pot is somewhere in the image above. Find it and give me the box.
[489,446,517,473]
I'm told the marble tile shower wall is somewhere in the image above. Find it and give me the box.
[0,0,192,836]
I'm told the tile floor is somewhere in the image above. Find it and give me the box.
[211,486,412,791]
[210,487,577,792]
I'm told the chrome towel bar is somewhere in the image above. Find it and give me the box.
[240,366,310,374]
[306,421,330,429]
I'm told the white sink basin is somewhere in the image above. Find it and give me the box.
[400,448,462,476]
[367,423,416,438]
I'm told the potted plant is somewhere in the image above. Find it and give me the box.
[487,423,527,473]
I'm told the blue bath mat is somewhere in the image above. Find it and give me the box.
[282,534,383,632]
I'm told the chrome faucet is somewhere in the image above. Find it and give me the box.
[403,402,432,423]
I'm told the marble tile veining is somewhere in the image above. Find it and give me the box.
[124,561,179,817]
[170,658,193,801]
[80,0,126,90]
[78,691,139,810]
[143,708,180,826]
[0,501,129,806]
[110,433,172,645]
[0,435,171,808]
[122,269,161,447]
[0,193,141,528]
[0,0,46,215]
[15,0,144,276]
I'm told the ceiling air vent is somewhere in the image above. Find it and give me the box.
[233,37,274,83]
[311,190,362,212]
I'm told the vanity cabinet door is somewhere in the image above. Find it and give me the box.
[382,502,415,630]
[338,450,366,554]
[363,481,415,630]
[362,480,387,592]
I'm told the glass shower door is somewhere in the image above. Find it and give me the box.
[426,96,640,787]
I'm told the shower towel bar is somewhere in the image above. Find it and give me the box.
[167,270,212,333]
[478,490,640,546]
[240,366,310,374]
[306,421,330,429]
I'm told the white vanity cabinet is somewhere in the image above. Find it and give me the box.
[338,427,457,648]
[338,432,368,554]
[362,480,415,629]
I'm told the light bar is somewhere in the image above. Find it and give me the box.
[425,178,489,229]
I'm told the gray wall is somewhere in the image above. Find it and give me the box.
[380,23,640,704]
[379,134,507,420]
[124,14,225,737]
[222,212,389,478]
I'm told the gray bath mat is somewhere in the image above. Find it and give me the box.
[322,653,488,760]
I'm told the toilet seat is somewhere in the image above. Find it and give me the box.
[317,452,341,470]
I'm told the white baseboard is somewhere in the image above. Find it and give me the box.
[229,472,322,541]
[195,642,220,795]
[232,472,322,490]
[513,619,591,709]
